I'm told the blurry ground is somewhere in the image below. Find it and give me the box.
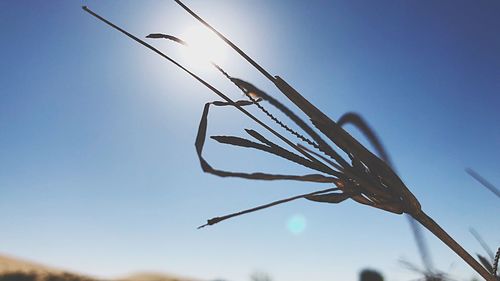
[0,254,196,281]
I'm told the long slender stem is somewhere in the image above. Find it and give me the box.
[414,211,494,281]
[198,187,339,228]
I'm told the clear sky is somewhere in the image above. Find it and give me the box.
[0,1,499,281]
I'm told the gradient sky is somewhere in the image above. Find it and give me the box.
[1,1,499,281]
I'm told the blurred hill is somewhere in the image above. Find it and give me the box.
[117,272,199,281]
[0,254,198,281]
[0,255,62,275]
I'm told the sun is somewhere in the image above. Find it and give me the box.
[179,24,228,69]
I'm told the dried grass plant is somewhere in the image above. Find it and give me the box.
[83,2,498,280]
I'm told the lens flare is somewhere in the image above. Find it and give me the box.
[286,214,307,235]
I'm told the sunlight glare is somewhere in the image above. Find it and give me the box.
[180,25,228,70]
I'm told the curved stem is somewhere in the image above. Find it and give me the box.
[413,211,494,281]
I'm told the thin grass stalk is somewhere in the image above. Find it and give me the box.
[198,187,340,228]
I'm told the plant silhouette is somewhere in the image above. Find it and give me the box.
[82,2,498,280]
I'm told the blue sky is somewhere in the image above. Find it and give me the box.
[0,1,499,281]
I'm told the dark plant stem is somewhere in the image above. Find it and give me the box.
[198,187,339,228]
[414,211,494,281]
